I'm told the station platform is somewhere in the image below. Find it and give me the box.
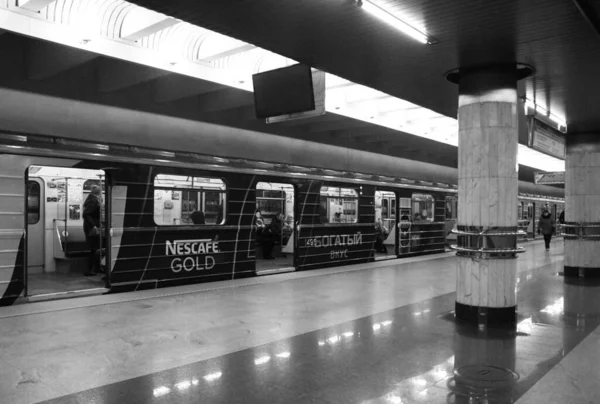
[0,239,598,404]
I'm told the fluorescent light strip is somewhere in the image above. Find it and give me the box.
[358,0,431,44]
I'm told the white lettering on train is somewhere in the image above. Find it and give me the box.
[166,239,219,273]
[330,249,348,259]
[305,232,362,260]
[305,232,363,249]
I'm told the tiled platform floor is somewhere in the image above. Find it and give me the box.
[1,238,597,403]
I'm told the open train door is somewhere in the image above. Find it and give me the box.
[255,181,296,275]
[25,166,109,300]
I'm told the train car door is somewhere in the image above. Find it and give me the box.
[26,179,44,275]
[25,166,108,299]
[374,190,397,260]
[255,182,296,275]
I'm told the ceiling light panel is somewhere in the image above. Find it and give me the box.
[357,0,433,44]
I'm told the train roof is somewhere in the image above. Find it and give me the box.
[0,87,563,199]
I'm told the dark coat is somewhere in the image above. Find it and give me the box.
[269,217,283,236]
[538,212,554,235]
[83,194,101,235]
[190,211,205,225]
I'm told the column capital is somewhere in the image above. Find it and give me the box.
[445,63,534,85]
[449,64,530,107]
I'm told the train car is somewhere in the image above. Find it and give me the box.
[0,91,565,306]
[0,132,563,306]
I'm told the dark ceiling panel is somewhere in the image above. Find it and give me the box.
[128,0,600,133]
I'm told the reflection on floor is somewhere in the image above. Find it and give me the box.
[28,272,105,296]
[256,254,294,273]
[35,243,600,404]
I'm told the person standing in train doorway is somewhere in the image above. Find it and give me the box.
[538,209,554,251]
[83,185,103,276]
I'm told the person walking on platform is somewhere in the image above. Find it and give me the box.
[538,209,554,251]
[83,185,103,276]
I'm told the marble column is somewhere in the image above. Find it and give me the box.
[564,133,600,278]
[453,66,521,327]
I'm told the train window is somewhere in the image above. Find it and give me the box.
[27,181,40,224]
[153,174,226,226]
[445,196,457,220]
[412,194,435,222]
[517,202,523,220]
[319,186,358,224]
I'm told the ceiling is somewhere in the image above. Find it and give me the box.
[0,30,543,182]
[126,0,600,134]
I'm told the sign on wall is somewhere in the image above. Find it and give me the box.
[528,116,565,159]
[534,171,565,185]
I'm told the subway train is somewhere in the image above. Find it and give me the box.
[0,90,565,306]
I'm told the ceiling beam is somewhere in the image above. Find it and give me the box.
[330,127,381,139]
[306,119,372,133]
[360,134,397,144]
[96,58,169,93]
[26,40,97,80]
[122,17,179,42]
[195,104,260,123]
[202,44,257,62]
[18,0,55,12]
[153,74,224,103]
[195,87,254,113]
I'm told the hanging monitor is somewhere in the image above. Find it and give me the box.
[252,64,316,119]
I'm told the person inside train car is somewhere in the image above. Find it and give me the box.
[264,213,284,259]
[414,213,422,222]
[83,185,103,277]
[538,209,554,251]
[333,212,342,223]
[190,210,206,225]
[254,210,265,234]
[374,218,389,254]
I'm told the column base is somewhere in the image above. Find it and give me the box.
[455,302,516,327]
[564,266,600,278]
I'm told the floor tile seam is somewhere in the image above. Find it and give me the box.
[0,252,457,319]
